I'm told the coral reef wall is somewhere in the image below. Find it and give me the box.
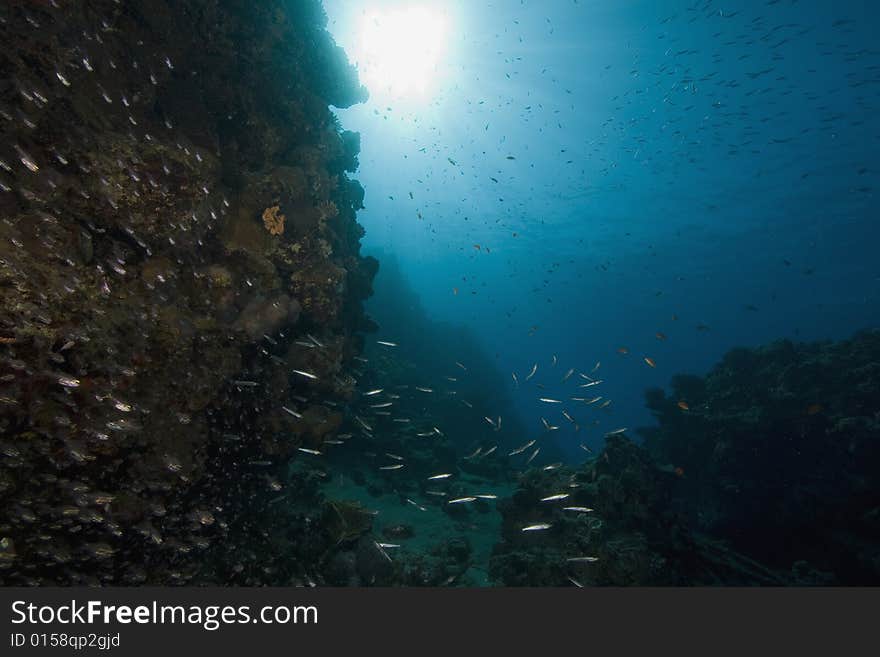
[640,331,880,584]
[491,331,880,586]
[0,0,376,584]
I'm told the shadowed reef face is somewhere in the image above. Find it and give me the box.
[0,0,374,585]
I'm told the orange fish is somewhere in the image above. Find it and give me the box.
[655,332,667,341]
[644,357,656,368]
[674,467,685,477]
[617,347,629,355]
[677,401,689,411]
[806,404,823,415]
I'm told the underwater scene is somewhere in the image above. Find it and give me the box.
[0,0,878,587]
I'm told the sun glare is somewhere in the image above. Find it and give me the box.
[356,6,450,100]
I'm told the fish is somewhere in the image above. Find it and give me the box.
[566,556,599,563]
[590,361,601,373]
[655,332,667,341]
[579,444,594,454]
[291,369,318,380]
[415,387,433,393]
[354,415,373,432]
[363,388,384,396]
[464,447,482,460]
[526,447,540,464]
[370,402,393,408]
[297,448,322,456]
[385,453,404,461]
[539,397,563,403]
[379,464,405,471]
[521,523,552,532]
[509,439,536,456]
[644,357,657,368]
[617,347,629,355]
[542,463,562,471]
[482,445,498,457]
[405,499,427,512]
[578,380,602,388]
[474,494,498,500]
[551,355,558,366]
[512,372,519,386]
[378,543,401,549]
[374,542,392,562]
[484,416,497,428]
[376,340,398,347]
[677,401,690,411]
[455,361,467,371]
[562,368,574,382]
[563,507,594,513]
[427,473,453,480]
[605,428,628,437]
[448,497,477,504]
[568,577,584,588]
[525,363,538,381]
[540,493,570,502]
[562,410,576,423]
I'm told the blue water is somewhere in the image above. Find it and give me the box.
[324,0,879,460]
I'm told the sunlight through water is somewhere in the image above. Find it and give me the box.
[354,6,450,101]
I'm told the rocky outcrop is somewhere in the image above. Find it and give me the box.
[640,330,880,585]
[0,0,375,584]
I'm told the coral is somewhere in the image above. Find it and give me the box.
[639,330,880,584]
[262,205,285,236]
[0,0,375,586]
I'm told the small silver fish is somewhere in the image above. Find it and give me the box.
[448,497,477,504]
[540,493,570,502]
[376,340,397,347]
[292,369,318,380]
[379,463,404,470]
[298,448,322,456]
[539,397,563,404]
[563,506,594,513]
[525,363,538,381]
[509,439,536,456]
[427,473,453,480]
[522,523,552,532]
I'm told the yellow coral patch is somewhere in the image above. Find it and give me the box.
[262,205,285,236]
